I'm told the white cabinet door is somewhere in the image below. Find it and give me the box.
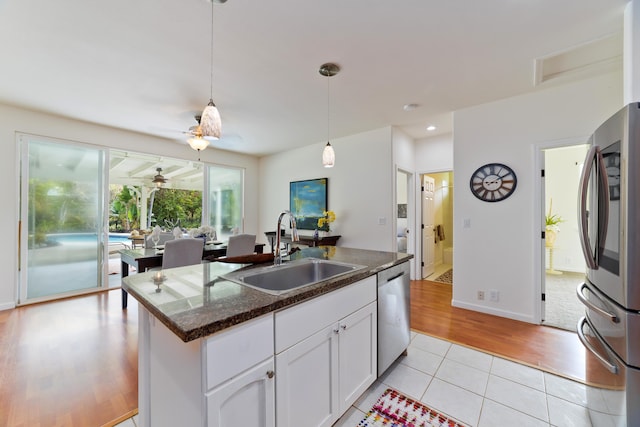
[206,358,275,427]
[276,325,339,427]
[338,302,377,410]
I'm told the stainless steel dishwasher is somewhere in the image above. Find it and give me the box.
[377,261,411,376]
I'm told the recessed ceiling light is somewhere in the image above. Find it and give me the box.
[426,125,436,131]
[403,103,419,111]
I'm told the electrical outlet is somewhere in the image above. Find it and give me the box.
[477,291,485,300]
[489,289,499,302]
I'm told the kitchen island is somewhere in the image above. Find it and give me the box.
[123,246,412,427]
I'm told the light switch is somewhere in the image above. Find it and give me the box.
[378,217,386,225]
[463,218,471,229]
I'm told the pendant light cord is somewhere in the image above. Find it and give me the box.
[209,1,214,100]
[326,73,330,142]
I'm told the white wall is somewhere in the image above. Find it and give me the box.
[416,133,454,173]
[258,127,394,252]
[452,71,622,323]
[392,128,416,172]
[0,103,259,310]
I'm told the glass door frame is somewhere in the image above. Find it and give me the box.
[18,133,107,304]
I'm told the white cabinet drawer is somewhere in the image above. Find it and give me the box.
[205,314,274,390]
[275,275,376,354]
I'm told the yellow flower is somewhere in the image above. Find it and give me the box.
[317,210,336,230]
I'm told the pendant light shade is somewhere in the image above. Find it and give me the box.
[319,62,340,168]
[198,0,224,143]
[187,134,210,151]
[200,99,221,140]
[322,142,335,168]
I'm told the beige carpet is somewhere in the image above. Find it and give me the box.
[543,271,585,332]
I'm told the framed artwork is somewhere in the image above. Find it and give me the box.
[289,178,328,230]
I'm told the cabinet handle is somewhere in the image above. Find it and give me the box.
[266,370,275,379]
[340,324,347,330]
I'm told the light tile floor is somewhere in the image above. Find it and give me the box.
[333,331,624,427]
[424,263,452,281]
[115,331,623,427]
[114,414,138,427]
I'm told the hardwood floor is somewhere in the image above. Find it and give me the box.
[411,279,621,389]
[0,279,620,426]
[0,290,138,427]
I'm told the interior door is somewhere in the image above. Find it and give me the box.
[19,135,105,302]
[422,175,435,278]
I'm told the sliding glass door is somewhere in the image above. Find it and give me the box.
[207,165,244,241]
[17,140,244,303]
[19,135,105,303]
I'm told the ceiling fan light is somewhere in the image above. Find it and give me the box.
[201,100,221,140]
[322,142,335,168]
[187,135,210,151]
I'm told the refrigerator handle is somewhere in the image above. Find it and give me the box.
[576,283,619,323]
[578,146,598,269]
[577,316,619,374]
[577,146,609,269]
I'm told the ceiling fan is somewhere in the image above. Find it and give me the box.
[183,115,216,152]
[183,115,218,142]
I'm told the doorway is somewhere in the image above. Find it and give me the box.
[421,171,454,282]
[541,144,588,331]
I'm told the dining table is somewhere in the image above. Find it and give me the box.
[119,241,265,309]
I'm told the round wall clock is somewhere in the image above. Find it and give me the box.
[469,163,517,202]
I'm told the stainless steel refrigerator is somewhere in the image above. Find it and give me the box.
[576,103,640,427]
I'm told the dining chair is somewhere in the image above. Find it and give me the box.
[161,238,205,269]
[145,232,174,248]
[225,234,256,257]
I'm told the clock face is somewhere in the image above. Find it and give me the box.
[469,163,517,202]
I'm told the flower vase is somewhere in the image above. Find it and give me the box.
[545,228,557,248]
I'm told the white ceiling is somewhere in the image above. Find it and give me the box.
[0,0,627,157]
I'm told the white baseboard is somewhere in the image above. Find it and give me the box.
[0,301,16,311]
[451,299,536,324]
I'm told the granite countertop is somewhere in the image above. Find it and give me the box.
[122,246,413,342]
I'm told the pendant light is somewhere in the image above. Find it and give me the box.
[199,0,226,141]
[152,168,167,188]
[319,63,340,168]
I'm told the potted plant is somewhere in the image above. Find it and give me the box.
[545,199,563,248]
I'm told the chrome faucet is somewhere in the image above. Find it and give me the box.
[274,210,299,266]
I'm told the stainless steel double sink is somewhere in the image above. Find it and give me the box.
[221,257,367,295]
